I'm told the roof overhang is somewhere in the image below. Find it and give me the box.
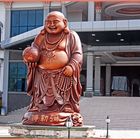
[1,26,43,49]
[1,21,140,51]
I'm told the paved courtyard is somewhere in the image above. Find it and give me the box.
[0,97,140,130]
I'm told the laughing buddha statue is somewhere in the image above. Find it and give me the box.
[22,11,83,126]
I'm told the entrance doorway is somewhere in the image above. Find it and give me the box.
[133,84,139,97]
[131,79,140,97]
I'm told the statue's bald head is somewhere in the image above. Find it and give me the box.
[46,11,66,20]
[41,11,69,35]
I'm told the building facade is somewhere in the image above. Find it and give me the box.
[1,1,140,113]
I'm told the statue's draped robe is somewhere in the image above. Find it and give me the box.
[26,31,83,115]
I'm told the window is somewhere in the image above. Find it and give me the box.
[11,9,43,37]
[9,62,27,92]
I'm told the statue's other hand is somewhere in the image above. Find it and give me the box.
[25,62,38,68]
[63,65,73,77]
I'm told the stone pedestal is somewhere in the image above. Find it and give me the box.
[9,123,95,138]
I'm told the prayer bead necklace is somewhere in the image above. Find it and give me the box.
[46,32,65,45]
[44,32,65,62]
[44,33,65,51]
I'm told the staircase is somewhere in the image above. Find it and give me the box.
[80,97,140,130]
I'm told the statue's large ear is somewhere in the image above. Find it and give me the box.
[63,19,70,34]
[40,28,47,35]
[63,18,67,26]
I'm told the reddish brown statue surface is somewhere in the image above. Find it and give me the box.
[22,11,83,126]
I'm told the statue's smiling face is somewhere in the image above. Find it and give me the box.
[45,15,66,34]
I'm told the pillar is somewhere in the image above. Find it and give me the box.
[0,22,3,42]
[2,50,9,115]
[4,2,12,39]
[95,2,102,21]
[105,64,111,96]
[94,56,101,96]
[62,3,67,17]
[43,2,50,20]
[0,59,4,93]
[88,1,95,21]
[84,52,94,97]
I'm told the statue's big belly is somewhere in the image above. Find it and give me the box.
[38,50,69,70]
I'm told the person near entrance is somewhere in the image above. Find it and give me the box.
[22,11,83,126]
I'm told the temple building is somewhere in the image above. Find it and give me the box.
[1,1,140,114]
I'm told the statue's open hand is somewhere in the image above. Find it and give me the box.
[25,62,38,68]
[63,65,73,77]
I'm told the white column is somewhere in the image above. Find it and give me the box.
[0,50,4,94]
[84,52,94,97]
[0,22,3,42]
[94,56,101,96]
[43,2,50,21]
[105,64,111,96]
[2,50,9,115]
[0,59,4,93]
[4,2,12,39]
[95,2,102,21]
[88,1,95,21]
[62,3,67,17]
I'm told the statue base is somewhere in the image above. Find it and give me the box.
[22,111,83,126]
[9,123,95,138]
